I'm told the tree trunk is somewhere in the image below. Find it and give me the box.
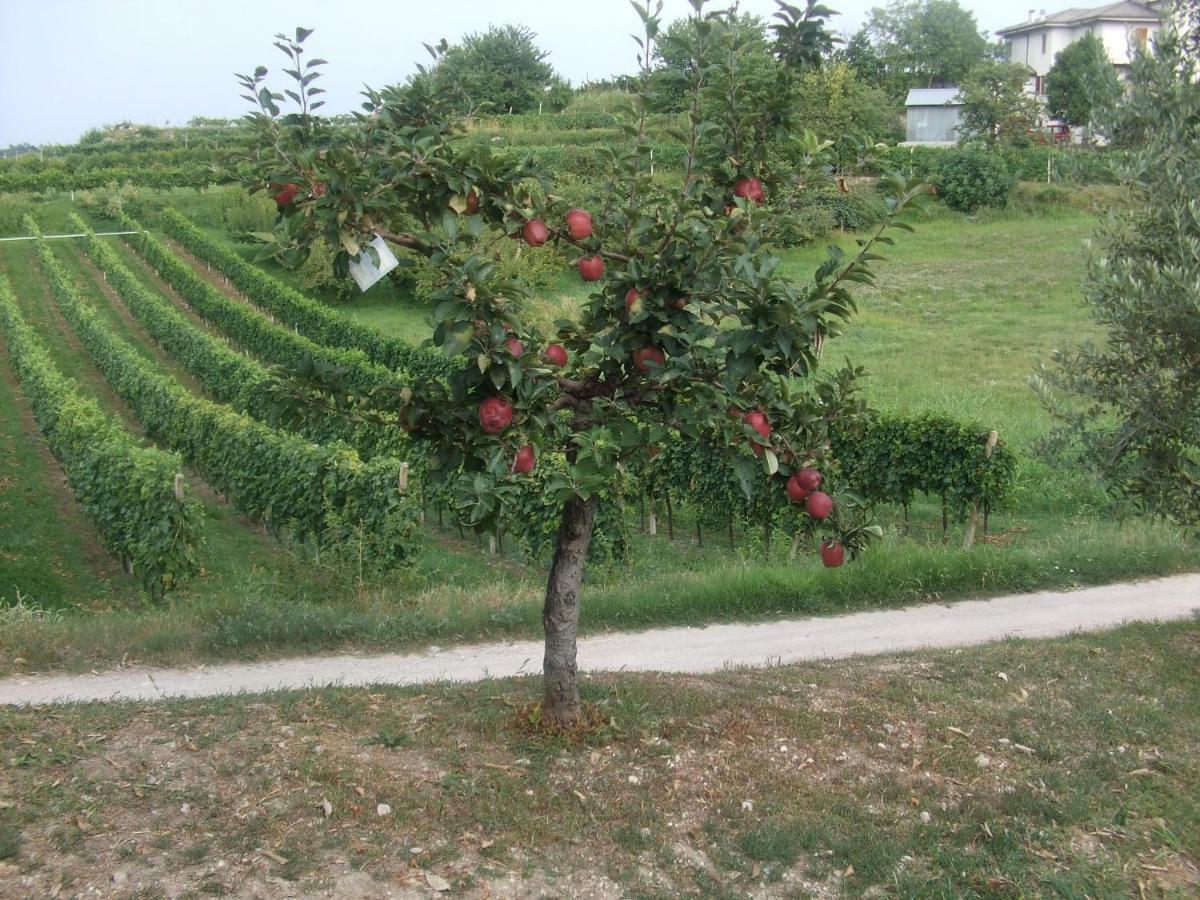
[542,494,598,727]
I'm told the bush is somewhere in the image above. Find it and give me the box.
[935,150,1015,212]
[815,183,889,231]
[0,195,35,236]
[410,235,569,302]
[299,238,359,304]
[767,203,836,247]
[563,89,638,118]
[219,189,276,234]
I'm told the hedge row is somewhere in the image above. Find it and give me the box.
[0,274,202,596]
[878,145,1130,186]
[0,165,231,193]
[73,214,408,461]
[515,142,689,177]
[114,210,410,395]
[158,209,452,381]
[832,413,1015,515]
[28,221,420,567]
[639,412,1015,546]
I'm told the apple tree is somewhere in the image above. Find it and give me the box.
[235,0,925,726]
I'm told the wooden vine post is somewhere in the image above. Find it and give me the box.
[962,430,999,551]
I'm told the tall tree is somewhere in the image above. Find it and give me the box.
[856,0,991,98]
[1035,15,1200,529]
[957,58,1041,146]
[433,25,561,114]
[235,4,922,727]
[650,12,772,113]
[1044,32,1122,140]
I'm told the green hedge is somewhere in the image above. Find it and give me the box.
[877,145,1129,186]
[28,221,420,567]
[636,412,1016,549]
[158,209,452,381]
[0,274,202,597]
[73,214,408,461]
[113,210,412,394]
[832,413,1015,516]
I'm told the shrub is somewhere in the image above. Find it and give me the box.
[767,203,836,247]
[563,89,638,118]
[219,189,276,234]
[935,150,1014,212]
[410,235,569,302]
[299,238,359,304]
[815,183,889,231]
[0,195,34,236]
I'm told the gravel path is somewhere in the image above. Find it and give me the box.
[2,573,1197,706]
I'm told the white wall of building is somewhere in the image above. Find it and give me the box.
[1003,16,1159,89]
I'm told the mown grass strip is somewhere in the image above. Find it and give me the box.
[0,621,1195,896]
[0,273,202,598]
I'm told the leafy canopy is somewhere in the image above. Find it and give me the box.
[431,24,567,115]
[957,58,1041,147]
[1045,32,1122,135]
[1035,19,1200,529]
[850,0,991,98]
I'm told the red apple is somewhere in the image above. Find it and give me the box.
[511,444,536,474]
[522,219,549,247]
[578,255,605,282]
[272,182,300,208]
[633,346,665,373]
[504,336,524,357]
[543,343,568,367]
[805,491,833,520]
[797,467,822,492]
[465,189,480,213]
[743,411,771,440]
[671,295,688,310]
[625,287,642,315]
[479,396,514,434]
[565,208,593,240]
[786,473,810,503]
[820,540,845,568]
[733,177,765,204]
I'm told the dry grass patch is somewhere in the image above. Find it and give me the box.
[2,620,1197,897]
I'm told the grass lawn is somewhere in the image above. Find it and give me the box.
[1,620,1196,896]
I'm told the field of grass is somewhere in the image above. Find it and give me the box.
[2,620,1196,896]
[0,191,1196,675]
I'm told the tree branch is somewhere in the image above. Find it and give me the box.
[375,228,438,258]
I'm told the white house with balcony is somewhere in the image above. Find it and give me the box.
[996,2,1163,98]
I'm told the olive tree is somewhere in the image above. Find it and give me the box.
[1035,14,1199,530]
[235,1,923,726]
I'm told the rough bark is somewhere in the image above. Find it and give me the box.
[541,494,598,726]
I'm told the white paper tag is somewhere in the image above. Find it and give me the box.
[347,234,398,292]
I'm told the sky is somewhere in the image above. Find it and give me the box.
[0,0,1056,147]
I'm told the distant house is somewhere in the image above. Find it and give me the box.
[996,2,1163,98]
[903,89,963,145]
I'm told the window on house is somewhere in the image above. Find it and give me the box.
[1041,33,1047,54]
[1134,27,1149,46]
